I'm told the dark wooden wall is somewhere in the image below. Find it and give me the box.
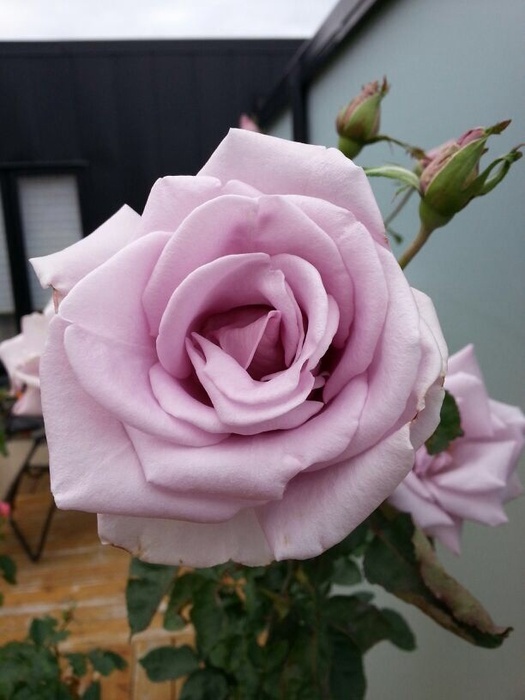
[0,39,301,232]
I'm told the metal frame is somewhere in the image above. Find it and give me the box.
[4,424,54,562]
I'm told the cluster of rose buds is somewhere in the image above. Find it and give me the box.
[339,80,523,241]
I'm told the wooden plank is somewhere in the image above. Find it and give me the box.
[1,478,184,699]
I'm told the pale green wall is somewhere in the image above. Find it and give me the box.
[269,0,525,697]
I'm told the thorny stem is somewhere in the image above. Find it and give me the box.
[397,224,433,269]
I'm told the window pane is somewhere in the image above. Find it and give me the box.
[18,174,83,309]
[0,194,15,315]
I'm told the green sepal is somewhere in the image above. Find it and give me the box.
[338,136,362,159]
[474,146,523,196]
[425,390,464,455]
[365,165,420,190]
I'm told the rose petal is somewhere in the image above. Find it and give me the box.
[30,205,141,299]
[259,425,415,560]
[125,374,368,501]
[143,195,355,341]
[98,508,273,567]
[199,129,387,248]
[42,318,257,521]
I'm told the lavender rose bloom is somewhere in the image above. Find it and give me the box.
[31,130,446,567]
[0,301,54,416]
[389,345,524,553]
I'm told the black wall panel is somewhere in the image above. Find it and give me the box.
[0,40,301,233]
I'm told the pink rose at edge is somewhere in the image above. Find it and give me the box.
[389,344,525,554]
[0,300,54,416]
[30,129,447,567]
[0,501,10,519]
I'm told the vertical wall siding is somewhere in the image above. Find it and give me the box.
[0,40,302,232]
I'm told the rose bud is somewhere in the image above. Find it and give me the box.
[0,501,11,519]
[31,129,446,568]
[389,345,525,554]
[335,78,389,159]
[419,120,522,231]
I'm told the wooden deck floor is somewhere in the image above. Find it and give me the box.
[0,465,190,699]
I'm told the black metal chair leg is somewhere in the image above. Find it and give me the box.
[5,430,54,562]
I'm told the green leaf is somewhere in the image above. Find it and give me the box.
[126,558,177,635]
[364,508,511,648]
[163,572,203,632]
[179,669,229,700]
[365,165,420,190]
[0,641,61,694]
[425,390,464,455]
[0,554,17,585]
[190,582,225,657]
[82,680,102,700]
[325,594,415,653]
[332,558,362,586]
[88,648,127,676]
[65,652,88,677]
[379,608,416,651]
[328,632,366,700]
[28,616,69,647]
[140,645,199,682]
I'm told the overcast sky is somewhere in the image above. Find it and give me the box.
[0,0,340,40]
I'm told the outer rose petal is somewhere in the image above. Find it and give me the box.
[199,129,387,248]
[98,509,273,567]
[13,387,42,416]
[260,426,416,560]
[30,205,141,300]
[100,426,416,565]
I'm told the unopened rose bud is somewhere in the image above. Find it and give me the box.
[336,78,389,158]
[419,120,522,230]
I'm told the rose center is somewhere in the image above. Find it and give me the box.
[200,305,286,381]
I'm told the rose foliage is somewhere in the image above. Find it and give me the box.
[31,129,447,568]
